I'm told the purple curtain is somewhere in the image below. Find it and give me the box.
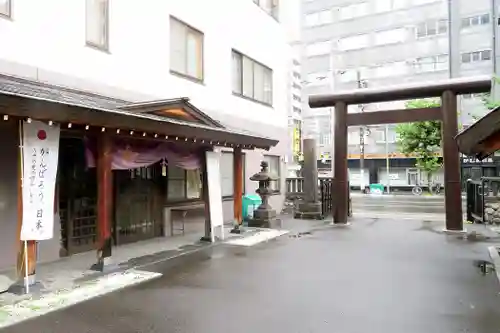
[85,139,201,170]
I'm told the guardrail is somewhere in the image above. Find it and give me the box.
[466,177,500,224]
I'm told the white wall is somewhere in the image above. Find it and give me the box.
[0,0,289,130]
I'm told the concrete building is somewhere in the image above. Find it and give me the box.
[0,0,290,272]
[301,0,494,189]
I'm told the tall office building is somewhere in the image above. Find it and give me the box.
[301,0,494,188]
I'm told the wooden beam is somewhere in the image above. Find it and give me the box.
[0,95,278,150]
[310,75,491,107]
[346,107,442,126]
[233,147,244,225]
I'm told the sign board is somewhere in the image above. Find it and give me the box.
[21,120,60,240]
[462,157,494,164]
[388,174,399,180]
[205,151,224,242]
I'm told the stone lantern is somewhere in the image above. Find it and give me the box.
[248,160,278,228]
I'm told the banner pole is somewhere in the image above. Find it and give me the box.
[18,120,30,294]
[23,240,29,294]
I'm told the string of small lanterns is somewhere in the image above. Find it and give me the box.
[2,115,256,149]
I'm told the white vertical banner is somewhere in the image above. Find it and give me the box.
[205,150,224,242]
[21,120,60,241]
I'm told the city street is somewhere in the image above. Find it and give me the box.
[4,213,500,332]
[351,193,462,220]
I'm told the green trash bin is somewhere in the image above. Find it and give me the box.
[242,194,262,224]
[369,183,385,195]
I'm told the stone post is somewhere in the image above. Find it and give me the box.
[295,139,322,219]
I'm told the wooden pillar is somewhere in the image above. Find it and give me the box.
[441,90,463,231]
[333,101,349,224]
[201,150,212,242]
[233,147,244,225]
[92,133,113,271]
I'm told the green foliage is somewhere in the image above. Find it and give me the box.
[396,99,443,185]
[481,76,500,110]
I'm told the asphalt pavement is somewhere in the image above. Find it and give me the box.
[351,193,462,220]
[5,204,500,333]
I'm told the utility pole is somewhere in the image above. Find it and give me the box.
[356,70,367,193]
[492,0,500,99]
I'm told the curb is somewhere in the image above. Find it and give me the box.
[487,246,500,286]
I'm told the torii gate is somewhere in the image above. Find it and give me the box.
[309,76,492,232]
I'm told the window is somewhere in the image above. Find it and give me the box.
[232,51,273,105]
[462,14,490,28]
[85,0,109,50]
[293,106,302,114]
[306,41,331,56]
[461,50,492,64]
[167,165,202,201]
[374,0,405,13]
[220,152,246,198]
[413,0,437,5]
[305,10,332,27]
[338,34,369,51]
[375,28,407,45]
[0,0,10,17]
[339,2,368,20]
[264,155,281,193]
[305,72,329,85]
[253,0,279,20]
[416,19,447,39]
[339,69,358,82]
[170,17,204,81]
[293,94,301,102]
[372,61,408,78]
[414,54,448,73]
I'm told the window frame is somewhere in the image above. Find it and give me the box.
[232,49,273,106]
[461,49,492,64]
[0,0,11,18]
[169,16,205,82]
[220,151,246,199]
[166,165,202,202]
[264,155,281,194]
[253,0,279,20]
[85,0,110,52]
[416,19,447,39]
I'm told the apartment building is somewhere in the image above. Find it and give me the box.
[0,0,290,270]
[301,0,494,189]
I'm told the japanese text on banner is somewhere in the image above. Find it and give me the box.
[21,120,60,241]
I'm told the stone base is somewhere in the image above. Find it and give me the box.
[442,228,467,235]
[294,202,322,220]
[8,275,43,295]
[230,225,243,234]
[249,207,277,228]
[91,257,120,273]
[329,222,352,228]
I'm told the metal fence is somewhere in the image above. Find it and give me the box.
[286,177,351,218]
[466,177,500,224]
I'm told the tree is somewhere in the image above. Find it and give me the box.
[395,99,443,191]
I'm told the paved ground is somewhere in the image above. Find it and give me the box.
[4,210,500,332]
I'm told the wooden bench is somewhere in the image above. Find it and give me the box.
[164,203,205,237]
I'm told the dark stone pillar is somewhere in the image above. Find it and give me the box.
[295,138,322,219]
[441,90,463,232]
[333,101,349,224]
